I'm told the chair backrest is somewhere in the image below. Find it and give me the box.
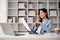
[0,23,15,36]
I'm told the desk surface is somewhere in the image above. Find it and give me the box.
[0,33,60,38]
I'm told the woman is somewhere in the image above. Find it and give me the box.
[28,8,52,34]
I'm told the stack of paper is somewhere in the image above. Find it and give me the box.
[12,17,15,23]
[27,17,33,23]
[39,3,47,9]
[50,10,57,16]
[39,4,43,9]
[28,4,33,8]
[28,11,35,16]
[8,19,12,23]
[19,17,24,23]
[19,3,25,9]
[19,10,25,16]
[49,4,57,9]
[20,18,31,31]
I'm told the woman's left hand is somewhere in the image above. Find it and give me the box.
[33,21,41,27]
[36,22,41,27]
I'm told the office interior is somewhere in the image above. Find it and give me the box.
[0,0,60,39]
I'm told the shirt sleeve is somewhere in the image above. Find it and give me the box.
[40,20,52,34]
[45,20,52,33]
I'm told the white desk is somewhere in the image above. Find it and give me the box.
[0,33,60,40]
[0,24,60,40]
[0,33,60,38]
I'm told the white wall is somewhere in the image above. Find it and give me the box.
[0,0,7,23]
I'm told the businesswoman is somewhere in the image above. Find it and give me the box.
[28,8,52,34]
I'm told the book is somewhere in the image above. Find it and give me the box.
[50,10,57,16]
[19,3,25,8]
[28,11,35,16]
[19,17,24,23]
[27,17,33,23]
[49,4,56,9]
[8,19,12,23]
[59,2,60,8]
[19,10,25,16]
[39,4,43,9]
[20,18,31,31]
[12,17,15,23]
[29,4,33,8]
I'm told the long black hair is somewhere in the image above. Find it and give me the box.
[38,8,49,22]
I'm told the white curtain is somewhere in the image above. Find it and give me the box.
[0,0,7,23]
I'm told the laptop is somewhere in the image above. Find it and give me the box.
[0,23,15,36]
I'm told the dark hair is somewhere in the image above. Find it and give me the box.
[38,8,49,22]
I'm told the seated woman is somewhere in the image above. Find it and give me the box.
[28,8,52,34]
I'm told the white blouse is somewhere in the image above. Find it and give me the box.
[36,25,42,34]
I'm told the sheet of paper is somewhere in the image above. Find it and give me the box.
[20,18,31,31]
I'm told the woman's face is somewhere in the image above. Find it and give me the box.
[39,10,46,19]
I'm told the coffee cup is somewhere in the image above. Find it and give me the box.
[54,28,60,34]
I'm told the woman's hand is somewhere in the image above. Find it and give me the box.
[34,21,41,27]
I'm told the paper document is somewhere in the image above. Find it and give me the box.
[20,18,31,31]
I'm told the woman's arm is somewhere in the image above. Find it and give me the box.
[33,20,41,27]
[40,20,52,34]
[28,19,41,34]
[46,20,52,33]
[27,26,38,34]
